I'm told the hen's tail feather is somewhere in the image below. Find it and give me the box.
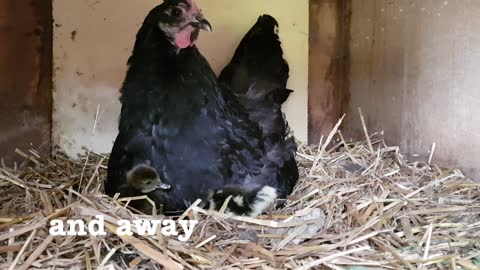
[200,185,278,217]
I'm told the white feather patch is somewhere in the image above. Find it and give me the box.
[249,186,278,217]
[208,199,216,211]
[233,195,244,207]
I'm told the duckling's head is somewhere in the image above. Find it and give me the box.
[126,165,171,193]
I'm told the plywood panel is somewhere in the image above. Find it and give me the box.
[346,0,480,179]
[308,0,351,144]
[52,0,309,157]
[0,0,52,164]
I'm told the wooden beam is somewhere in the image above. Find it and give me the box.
[308,0,351,144]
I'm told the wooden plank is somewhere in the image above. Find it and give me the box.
[308,0,351,144]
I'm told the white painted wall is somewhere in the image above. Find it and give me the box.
[52,0,309,157]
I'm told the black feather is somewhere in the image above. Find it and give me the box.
[202,185,278,217]
[218,14,293,139]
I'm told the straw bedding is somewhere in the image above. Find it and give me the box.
[0,124,479,269]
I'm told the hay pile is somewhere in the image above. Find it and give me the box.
[0,130,479,269]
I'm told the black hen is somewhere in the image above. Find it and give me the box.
[106,0,298,216]
[219,15,293,140]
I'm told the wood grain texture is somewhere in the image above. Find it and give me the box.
[345,0,480,180]
[308,0,351,144]
[0,0,52,163]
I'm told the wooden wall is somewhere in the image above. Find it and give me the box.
[309,0,480,180]
[0,0,52,164]
[308,0,351,144]
[344,0,480,179]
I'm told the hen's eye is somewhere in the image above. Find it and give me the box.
[171,7,182,17]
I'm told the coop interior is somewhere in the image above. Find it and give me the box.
[1,0,479,269]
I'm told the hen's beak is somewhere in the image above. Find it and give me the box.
[192,15,212,32]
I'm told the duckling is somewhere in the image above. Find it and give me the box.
[124,164,171,193]
[202,185,278,217]
[116,164,171,214]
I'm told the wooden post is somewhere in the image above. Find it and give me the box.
[0,0,53,163]
[308,0,351,144]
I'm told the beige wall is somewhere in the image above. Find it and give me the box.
[345,0,480,179]
[52,0,308,157]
